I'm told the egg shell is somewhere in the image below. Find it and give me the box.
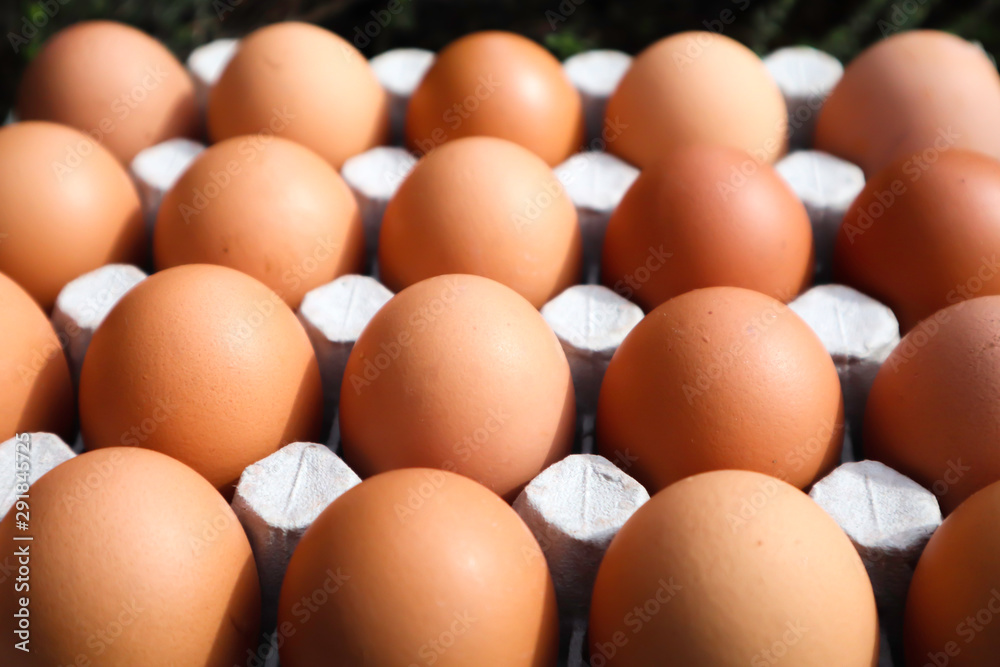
[590,470,879,666]
[278,468,559,667]
[79,264,322,496]
[339,274,575,501]
[834,149,1000,332]
[155,135,365,309]
[0,272,75,443]
[904,478,1000,665]
[816,30,1000,176]
[597,286,844,493]
[601,144,813,312]
[605,31,788,169]
[379,137,582,308]
[864,295,1000,514]
[208,22,389,169]
[0,121,146,311]
[405,31,584,166]
[0,448,260,666]
[16,21,199,163]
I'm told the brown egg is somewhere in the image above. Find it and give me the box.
[339,274,575,501]
[816,30,1000,176]
[0,272,74,443]
[0,448,260,666]
[278,468,558,667]
[834,149,1000,332]
[406,31,584,165]
[155,135,365,308]
[864,296,1000,514]
[0,121,146,310]
[597,286,843,493]
[601,144,813,312]
[905,478,1000,665]
[605,32,787,170]
[590,470,879,666]
[209,22,389,168]
[80,264,322,496]
[379,137,581,308]
[16,21,199,163]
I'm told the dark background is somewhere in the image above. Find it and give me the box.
[1,0,997,116]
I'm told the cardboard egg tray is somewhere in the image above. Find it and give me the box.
[3,41,921,667]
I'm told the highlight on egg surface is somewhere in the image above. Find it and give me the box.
[208,22,390,168]
[605,31,788,169]
[601,144,813,312]
[16,21,200,163]
[79,264,323,497]
[0,121,147,311]
[339,274,575,501]
[0,448,261,667]
[154,135,365,308]
[597,286,843,493]
[379,136,582,308]
[406,31,584,165]
[278,468,559,667]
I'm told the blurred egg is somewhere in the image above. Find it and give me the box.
[16,21,199,163]
[379,136,582,308]
[601,144,813,311]
[817,30,1000,176]
[605,31,788,169]
[209,22,389,168]
[0,448,260,666]
[339,274,575,501]
[597,286,843,493]
[80,264,322,496]
[0,121,146,310]
[865,296,1000,514]
[590,470,879,666]
[905,477,1000,664]
[278,468,558,667]
[155,135,365,308]
[406,31,584,165]
[834,149,1000,332]
[0,271,74,443]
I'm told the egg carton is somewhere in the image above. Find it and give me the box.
[15,263,912,666]
[7,41,917,666]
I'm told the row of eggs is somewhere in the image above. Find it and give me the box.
[3,17,1000,667]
